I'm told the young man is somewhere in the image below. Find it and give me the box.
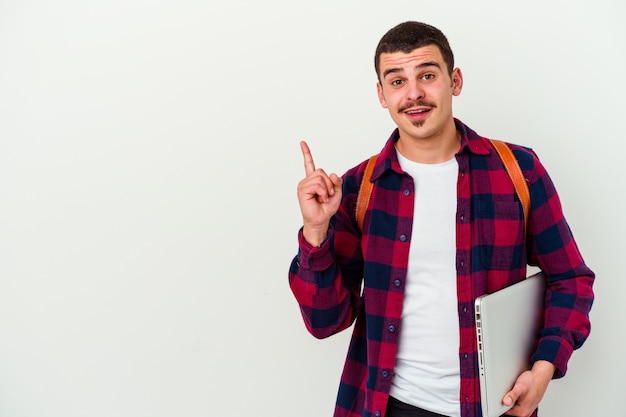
[289,21,594,417]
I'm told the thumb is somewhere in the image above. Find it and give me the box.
[329,173,343,194]
[503,387,519,407]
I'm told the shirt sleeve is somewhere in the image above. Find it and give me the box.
[525,150,595,378]
[288,170,365,339]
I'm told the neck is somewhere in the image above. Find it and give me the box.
[396,122,460,164]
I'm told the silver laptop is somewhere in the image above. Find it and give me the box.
[474,272,546,417]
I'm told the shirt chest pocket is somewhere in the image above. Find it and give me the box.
[472,199,526,270]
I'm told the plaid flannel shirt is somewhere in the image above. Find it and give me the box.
[288,119,594,417]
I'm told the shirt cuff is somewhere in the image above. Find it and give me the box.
[531,336,574,379]
[297,227,335,271]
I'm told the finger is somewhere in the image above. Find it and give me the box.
[298,174,327,201]
[314,169,337,198]
[329,173,343,196]
[305,173,334,202]
[300,141,316,176]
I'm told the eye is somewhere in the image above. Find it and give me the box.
[422,73,435,80]
[390,79,405,86]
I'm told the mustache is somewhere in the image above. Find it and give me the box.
[398,100,437,113]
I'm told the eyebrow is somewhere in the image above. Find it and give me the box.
[382,61,442,79]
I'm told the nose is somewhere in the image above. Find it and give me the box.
[406,79,425,101]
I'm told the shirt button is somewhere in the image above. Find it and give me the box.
[464,353,469,359]
[394,279,401,287]
[463,306,468,314]
[381,370,389,378]
[388,325,396,333]
[375,411,381,417]
[403,189,410,196]
[460,260,465,267]
[400,235,407,242]
[460,214,465,221]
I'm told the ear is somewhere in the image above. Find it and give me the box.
[451,68,463,96]
[377,82,388,108]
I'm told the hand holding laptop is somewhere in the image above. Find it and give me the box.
[501,360,555,416]
[474,272,548,417]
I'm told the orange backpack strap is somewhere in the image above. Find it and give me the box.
[489,139,531,235]
[355,154,378,231]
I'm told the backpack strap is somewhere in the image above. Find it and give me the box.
[355,154,378,231]
[489,139,531,236]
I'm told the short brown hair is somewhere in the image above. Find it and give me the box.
[375,21,455,80]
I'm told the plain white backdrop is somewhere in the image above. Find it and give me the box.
[0,1,623,416]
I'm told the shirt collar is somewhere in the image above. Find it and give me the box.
[370,118,491,181]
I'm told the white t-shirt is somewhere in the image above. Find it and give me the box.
[389,150,460,417]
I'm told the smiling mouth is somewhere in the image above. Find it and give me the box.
[399,101,436,115]
[402,107,433,121]
[405,108,431,115]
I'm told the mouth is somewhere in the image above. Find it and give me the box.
[403,107,432,120]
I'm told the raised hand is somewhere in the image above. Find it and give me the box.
[297,141,343,246]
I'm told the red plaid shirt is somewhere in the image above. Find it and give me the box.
[288,119,594,417]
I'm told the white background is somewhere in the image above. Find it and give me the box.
[0,1,623,416]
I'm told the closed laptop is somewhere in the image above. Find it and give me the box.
[474,272,546,417]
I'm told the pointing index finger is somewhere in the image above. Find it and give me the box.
[300,140,316,176]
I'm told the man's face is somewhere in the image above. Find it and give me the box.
[376,45,462,143]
